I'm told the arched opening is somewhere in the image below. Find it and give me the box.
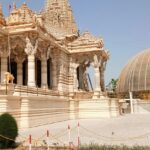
[86,65,95,91]
[36,58,41,87]
[47,58,52,89]
[23,59,28,86]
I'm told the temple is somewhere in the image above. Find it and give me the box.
[0,0,118,128]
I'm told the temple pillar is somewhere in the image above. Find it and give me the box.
[92,55,102,99]
[24,36,38,87]
[16,56,25,85]
[41,57,47,88]
[17,62,23,85]
[94,67,101,91]
[57,61,64,92]
[100,61,107,92]
[73,64,79,91]
[1,56,8,83]
[27,55,36,86]
[52,60,57,90]
[78,66,84,89]
[100,69,105,92]
[92,67,102,99]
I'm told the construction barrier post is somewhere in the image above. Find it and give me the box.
[77,122,80,147]
[68,124,71,150]
[47,130,50,150]
[29,134,32,150]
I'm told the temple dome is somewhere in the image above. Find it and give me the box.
[117,48,150,95]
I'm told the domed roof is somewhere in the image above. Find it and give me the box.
[117,48,150,93]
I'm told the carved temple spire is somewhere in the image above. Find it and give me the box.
[13,2,17,10]
[44,0,77,38]
[0,4,6,26]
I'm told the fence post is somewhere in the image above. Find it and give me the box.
[77,122,80,148]
[47,130,50,150]
[29,134,32,150]
[6,82,7,95]
[68,125,71,150]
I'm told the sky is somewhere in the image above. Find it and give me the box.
[1,0,150,84]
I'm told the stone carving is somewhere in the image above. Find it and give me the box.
[44,0,77,39]
[25,37,38,55]
[92,54,102,68]
[4,72,14,84]
[69,32,104,48]
[0,45,9,57]
[47,46,52,59]
[7,3,35,26]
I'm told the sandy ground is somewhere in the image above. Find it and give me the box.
[18,114,150,147]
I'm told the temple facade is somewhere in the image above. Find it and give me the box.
[0,0,119,128]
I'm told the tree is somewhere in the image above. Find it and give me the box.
[0,113,18,149]
[106,78,118,92]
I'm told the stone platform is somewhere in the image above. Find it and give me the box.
[0,91,119,128]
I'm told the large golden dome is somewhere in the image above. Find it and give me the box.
[117,48,150,96]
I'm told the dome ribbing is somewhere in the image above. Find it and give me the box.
[117,48,150,94]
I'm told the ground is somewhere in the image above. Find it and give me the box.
[18,114,150,147]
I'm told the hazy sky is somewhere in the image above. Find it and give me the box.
[1,0,150,84]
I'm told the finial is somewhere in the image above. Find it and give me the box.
[0,4,3,15]
[13,1,17,10]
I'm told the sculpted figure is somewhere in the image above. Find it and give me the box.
[93,54,102,68]
[25,37,38,55]
[47,46,51,59]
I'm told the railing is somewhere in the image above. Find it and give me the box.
[73,91,94,99]
[0,83,69,97]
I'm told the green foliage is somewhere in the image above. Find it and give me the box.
[0,113,18,149]
[107,78,118,92]
[79,144,149,150]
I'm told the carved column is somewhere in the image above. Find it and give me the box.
[52,60,57,90]
[57,60,64,92]
[0,48,9,83]
[100,60,107,92]
[28,55,36,86]
[94,67,101,91]
[17,62,23,85]
[15,56,25,85]
[41,55,47,88]
[1,56,8,83]
[24,37,38,87]
[73,63,79,91]
[92,55,102,99]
